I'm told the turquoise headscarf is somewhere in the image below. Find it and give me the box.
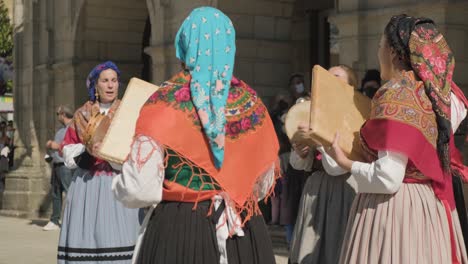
[175,7,236,169]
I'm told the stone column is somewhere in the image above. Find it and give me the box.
[145,0,214,84]
[1,0,49,218]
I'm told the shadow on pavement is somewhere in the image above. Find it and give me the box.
[29,219,48,227]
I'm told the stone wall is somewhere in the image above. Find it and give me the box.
[144,0,309,105]
[2,0,49,217]
[73,0,149,105]
[5,0,468,217]
[331,0,468,208]
[219,0,295,103]
[330,1,468,90]
[145,0,213,86]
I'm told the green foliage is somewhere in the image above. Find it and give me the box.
[0,0,12,59]
[5,78,11,93]
[0,0,12,95]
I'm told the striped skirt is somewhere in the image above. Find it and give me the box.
[339,182,468,264]
[58,168,143,264]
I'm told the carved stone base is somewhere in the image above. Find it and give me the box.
[0,167,51,219]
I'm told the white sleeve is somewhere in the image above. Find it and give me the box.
[112,135,165,208]
[253,163,276,201]
[451,92,467,131]
[351,151,408,194]
[109,162,123,171]
[317,94,466,195]
[317,146,348,176]
[62,143,85,169]
[289,150,314,172]
[1,146,10,158]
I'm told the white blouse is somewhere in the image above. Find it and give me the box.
[112,135,276,264]
[292,92,467,194]
[289,150,314,172]
[99,102,112,114]
[111,135,165,208]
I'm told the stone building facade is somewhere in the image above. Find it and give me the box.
[2,0,468,217]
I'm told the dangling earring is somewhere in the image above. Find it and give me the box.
[181,62,188,72]
[95,89,99,101]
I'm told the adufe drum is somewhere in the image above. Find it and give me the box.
[285,65,371,161]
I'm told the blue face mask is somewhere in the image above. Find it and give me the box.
[295,83,305,93]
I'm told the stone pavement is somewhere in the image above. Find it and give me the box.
[0,216,288,264]
[0,216,58,264]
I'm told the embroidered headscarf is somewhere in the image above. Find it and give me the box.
[86,61,121,102]
[385,15,455,172]
[362,17,468,263]
[174,7,236,169]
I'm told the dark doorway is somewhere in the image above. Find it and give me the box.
[141,17,152,82]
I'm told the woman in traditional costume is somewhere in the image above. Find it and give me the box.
[289,65,358,264]
[279,74,313,245]
[112,7,279,264]
[58,61,142,263]
[308,15,468,263]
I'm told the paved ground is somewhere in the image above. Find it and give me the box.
[0,216,288,264]
[0,217,58,264]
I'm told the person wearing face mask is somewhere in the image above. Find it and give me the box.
[42,105,75,231]
[57,62,142,264]
[307,15,468,263]
[288,65,358,264]
[112,7,279,264]
[288,74,309,104]
[277,74,312,245]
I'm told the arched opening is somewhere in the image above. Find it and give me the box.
[290,0,335,86]
[217,0,334,107]
[73,0,150,105]
[141,16,152,82]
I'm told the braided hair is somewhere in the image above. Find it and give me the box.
[384,14,413,69]
[384,14,453,172]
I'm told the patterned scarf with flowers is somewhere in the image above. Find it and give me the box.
[62,100,120,173]
[361,16,468,210]
[136,71,279,221]
[360,16,468,264]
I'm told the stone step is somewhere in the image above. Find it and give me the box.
[268,224,289,258]
[0,209,31,218]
